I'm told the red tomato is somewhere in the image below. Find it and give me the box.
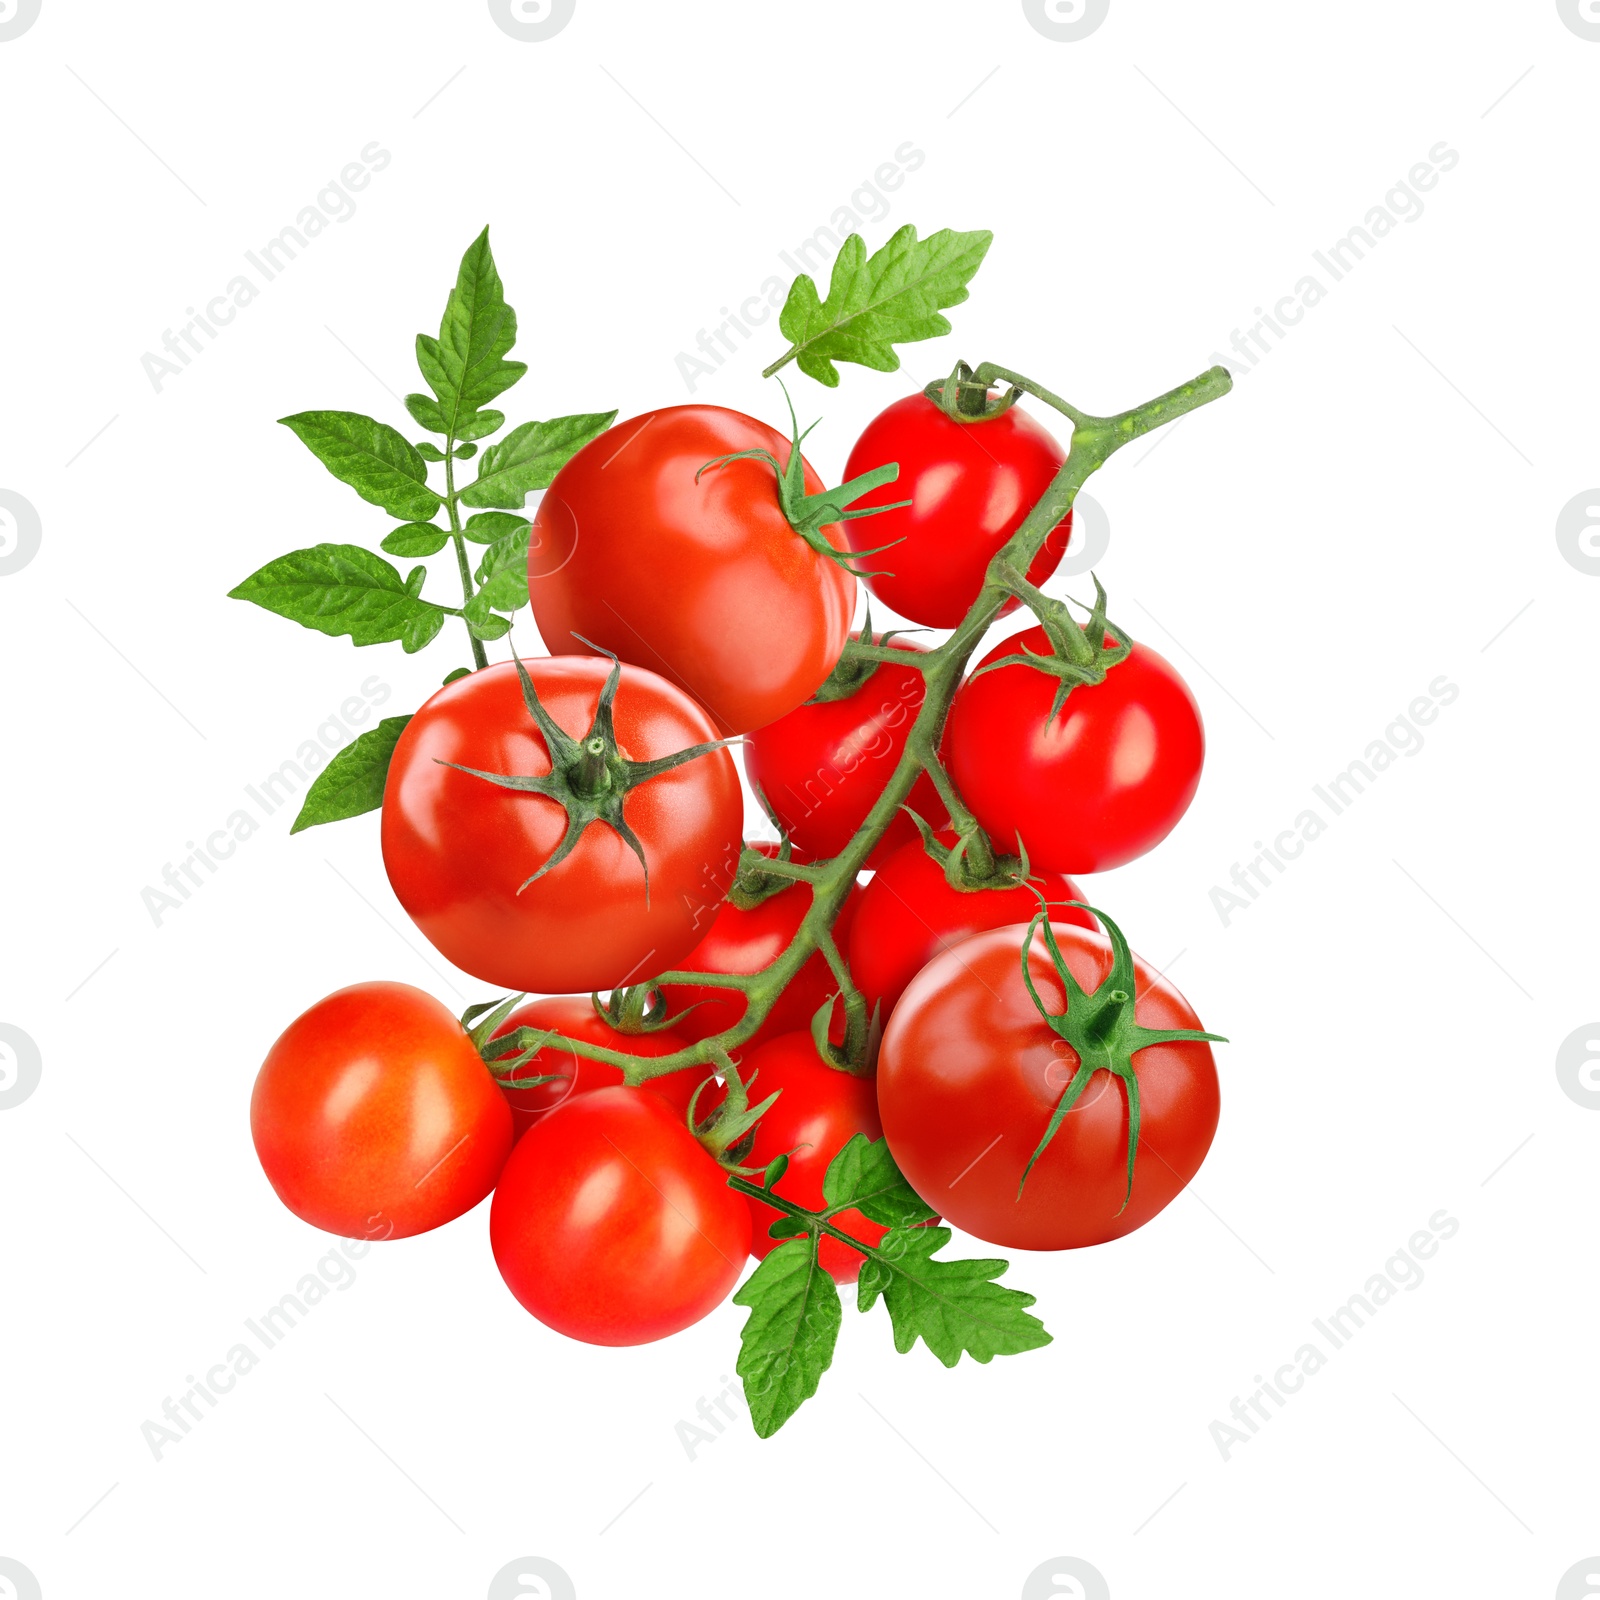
[736,1032,887,1283]
[742,637,947,869]
[878,923,1219,1250]
[840,393,1072,627]
[488,995,706,1141]
[945,628,1203,873]
[251,982,512,1240]
[490,1087,750,1345]
[528,406,856,735]
[381,657,742,994]
[848,831,1096,1022]
[658,849,860,1049]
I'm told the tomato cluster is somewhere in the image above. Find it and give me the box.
[251,387,1221,1366]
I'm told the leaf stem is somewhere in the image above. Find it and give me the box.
[445,443,488,670]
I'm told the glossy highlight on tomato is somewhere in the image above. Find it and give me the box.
[251,981,513,1241]
[528,405,856,734]
[490,1087,750,1346]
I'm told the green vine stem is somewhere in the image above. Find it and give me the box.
[514,362,1233,1083]
[443,440,490,671]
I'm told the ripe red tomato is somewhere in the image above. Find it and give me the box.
[840,393,1072,627]
[487,995,706,1141]
[657,849,860,1049]
[251,982,512,1240]
[735,1032,888,1283]
[528,406,855,735]
[490,1087,750,1345]
[381,656,742,994]
[848,831,1096,1022]
[878,923,1219,1250]
[945,628,1203,873]
[741,637,947,869]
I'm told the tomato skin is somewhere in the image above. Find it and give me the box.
[381,657,742,994]
[735,1033,888,1283]
[251,982,513,1241]
[840,394,1072,628]
[528,406,856,735]
[848,831,1097,1023]
[488,996,705,1142]
[878,924,1219,1251]
[490,1088,750,1346]
[741,637,947,869]
[945,628,1204,874]
[658,851,860,1049]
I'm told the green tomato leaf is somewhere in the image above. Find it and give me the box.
[381,522,450,557]
[733,1238,842,1439]
[289,715,412,834]
[415,228,527,439]
[452,442,478,460]
[463,592,512,640]
[474,521,532,612]
[279,411,441,521]
[772,225,993,387]
[406,393,447,434]
[462,510,526,544]
[404,564,427,598]
[415,441,446,462]
[454,409,505,443]
[856,1225,1051,1367]
[460,412,617,510]
[442,667,472,685]
[229,543,448,653]
[822,1135,939,1230]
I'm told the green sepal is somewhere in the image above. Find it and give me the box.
[973,572,1131,720]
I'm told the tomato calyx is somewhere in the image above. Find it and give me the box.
[592,984,679,1035]
[805,603,921,704]
[971,572,1131,720]
[922,358,1024,423]
[1017,906,1226,1207]
[903,807,1037,897]
[695,386,910,577]
[689,1053,780,1168]
[459,993,568,1090]
[439,644,734,897]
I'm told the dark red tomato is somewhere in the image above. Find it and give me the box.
[736,1032,887,1283]
[251,982,512,1241]
[658,848,860,1049]
[381,657,742,994]
[878,923,1219,1250]
[742,637,947,870]
[945,628,1203,874]
[488,995,706,1142]
[848,831,1097,1022]
[490,1087,750,1346]
[528,406,856,735]
[840,393,1072,628]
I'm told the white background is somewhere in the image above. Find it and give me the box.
[2,2,1597,1597]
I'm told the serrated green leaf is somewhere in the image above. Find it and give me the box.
[822,1135,939,1230]
[454,410,504,443]
[856,1225,1051,1368]
[289,716,412,834]
[474,521,532,612]
[733,1239,842,1438]
[406,393,447,433]
[279,411,441,520]
[463,592,512,640]
[228,543,447,653]
[415,228,527,439]
[460,412,617,510]
[381,522,450,557]
[773,225,993,387]
[462,511,525,544]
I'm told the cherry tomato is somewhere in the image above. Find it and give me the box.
[488,995,705,1142]
[382,657,742,994]
[490,1087,750,1345]
[251,982,512,1240]
[735,1032,888,1283]
[945,628,1203,873]
[657,847,860,1049]
[878,923,1219,1250]
[848,831,1097,1022]
[528,406,855,735]
[840,393,1072,627]
[742,637,947,869]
